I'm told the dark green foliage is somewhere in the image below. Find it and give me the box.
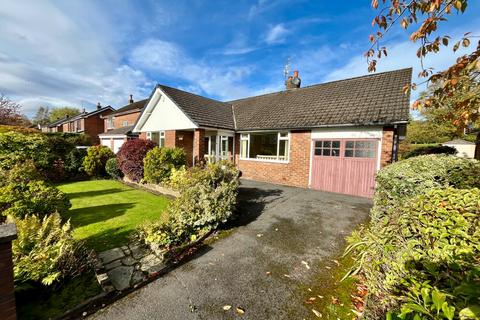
[347,188,480,320]
[143,147,187,184]
[0,162,71,219]
[373,154,480,221]
[12,213,92,287]
[346,155,480,319]
[105,158,122,179]
[64,148,88,178]
[82,145,115,177]
[139,161,239,248]
[402,144,457,159]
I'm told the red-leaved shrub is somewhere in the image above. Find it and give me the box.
[117,139,156,182]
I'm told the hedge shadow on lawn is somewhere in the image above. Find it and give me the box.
[226,186,284,228]
[83,227,134,252]
[66,188,130,200]
[64,203,136,227]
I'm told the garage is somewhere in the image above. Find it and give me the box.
[310,138,379,198]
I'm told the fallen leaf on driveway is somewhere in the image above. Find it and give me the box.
[325,266,331,270]
[283,274,291,278]
[236,307,245,314]
[317,295,324,299]
[312,309,322,318]
[265,271,271,275]
[256,233,263,237]
[331,297,340,305]
[332,259,340,266]
[301,261,311,269]
[223,305,232,311]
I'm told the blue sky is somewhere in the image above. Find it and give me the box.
[1,0,479,117]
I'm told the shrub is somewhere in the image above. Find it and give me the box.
[402,144,456,159]
[373,155,480,221]
[11,213,92,287]
[138,161,239,248]
[117,139,157,182]
[64,148,88,178]
[105,158,122,179]
[0,180,71,219]
[346,188,480,319]
[82,145,115,177]
[143,147,187,184]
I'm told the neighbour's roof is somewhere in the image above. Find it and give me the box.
[111,99,147,116]
[99,125,136,136]
[230,68,412,130]
[442,139,475,145]
[158,85,236,130]
[48,106,115,127]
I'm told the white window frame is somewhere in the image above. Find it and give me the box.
[122,120,129,127]
[147,131,166,147]
[107,117,114,130]
[239,131,290,163]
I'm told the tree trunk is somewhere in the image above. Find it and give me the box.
[475,131,480,160]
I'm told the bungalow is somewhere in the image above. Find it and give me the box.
[133,68,412,197]
[99,95,146,153]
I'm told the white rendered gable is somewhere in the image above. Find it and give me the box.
[134,87,198,132]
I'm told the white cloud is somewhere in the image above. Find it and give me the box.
[324,35,476,102]
[129,38,258,100]
[0,1,152,117]
[265,24,289,45]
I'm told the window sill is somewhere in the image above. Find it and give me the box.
[239,157,289,164]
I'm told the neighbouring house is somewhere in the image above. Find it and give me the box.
[99,95,146,153]
[442,139,476,158]
[56,104,114,143]
[42,117,67,133]
[133,68,412,197]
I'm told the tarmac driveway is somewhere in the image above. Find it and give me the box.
[90,179,371,320]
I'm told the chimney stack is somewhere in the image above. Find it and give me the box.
[97,102,101,110]
[129,94,134,104]
[285,70,301,90]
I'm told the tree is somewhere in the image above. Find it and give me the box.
[32,106,50,126]
[49,107,81,122]
[367,0,480,158]
[0,95,30,126]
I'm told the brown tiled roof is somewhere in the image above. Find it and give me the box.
[158,85,235,130]
[112,99,148,116]
[230,68,412,130]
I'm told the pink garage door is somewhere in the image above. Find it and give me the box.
[310,139,378,198]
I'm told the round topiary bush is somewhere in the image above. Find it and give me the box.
[143,147,187,184]
[105,158,122,179]
[82,145,115,177]
[116,139,157,182]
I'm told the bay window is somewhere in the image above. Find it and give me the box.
[240,132,290,162]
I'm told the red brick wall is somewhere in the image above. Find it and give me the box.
[104,111,141,132]
[193,129,205,165]
[380,127,395,167]
[236,130,311,188]
[176,130,194,166]
[165,130,176,148]
[0,241,16,320]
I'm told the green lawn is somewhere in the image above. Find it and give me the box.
[57,180,170,252]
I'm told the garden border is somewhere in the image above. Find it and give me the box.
[57,229,213,320]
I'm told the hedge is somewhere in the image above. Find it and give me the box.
[82,145,115,177]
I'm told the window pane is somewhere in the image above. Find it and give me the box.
[355,150,368,158]
[332,141,340,148]
[366,150,375,158]
[322,149,331,156]
[240,140,248,158]
[160,137,165,148]
[279,140,288,160]
[323,141,331,148]
[314,148,322,156]
[332,148,340,157]
[249,133,278,159]
[346,141,354,148]
[345,149,354,157]
[315,141,322,148]
[279,132,288,138]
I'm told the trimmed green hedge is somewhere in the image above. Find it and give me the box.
[82,145,115,177]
